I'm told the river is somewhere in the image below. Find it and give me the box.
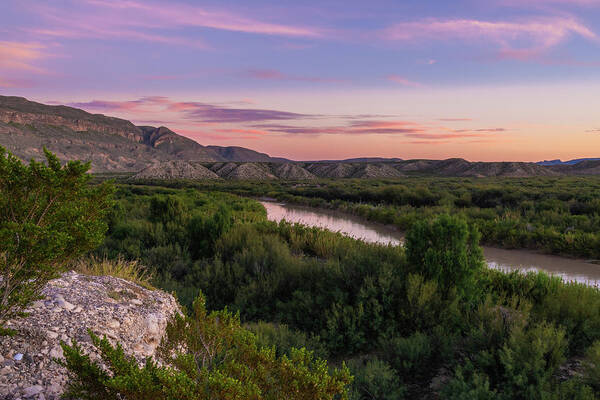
[260,200,600,286]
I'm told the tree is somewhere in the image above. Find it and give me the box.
[405,214,484,300]
[0,147,113,327]
[59,292,352,400]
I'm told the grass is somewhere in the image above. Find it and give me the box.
[72,256,155,290]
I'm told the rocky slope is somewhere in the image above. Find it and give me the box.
[0,96,288,172]
[547,159,600,175]
[131,158,600,181]
[0,271,179,400]
[133,160,221,180]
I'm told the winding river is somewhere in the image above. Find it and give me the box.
[261,201,600,287]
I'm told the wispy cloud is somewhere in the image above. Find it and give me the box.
[0,41,47,72]
[25,0,321,47]
[69,96,312,123]
[586,128,600,133]
[244,69,346,83]
[500,0,600,7]
[254,119,507,142]
[438,118,472,122]
[387,75,422,87]
[382,16,597,60]
[0,77,35,88]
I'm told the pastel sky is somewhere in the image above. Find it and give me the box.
[2,0,600,161]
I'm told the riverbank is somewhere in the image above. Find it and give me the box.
[260,200,600,286]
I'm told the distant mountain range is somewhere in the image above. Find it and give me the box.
[537,158,600,166]
[2,95,600,178]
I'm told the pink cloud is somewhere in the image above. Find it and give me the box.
[215,128,271,136]
[501,0,600,6]
[382,16,597,60]
[26,0,321,47]
[245,69,346,83]
[0,77,35,88]
[387,75,422,87]
[0,41,47,72]
[438,118,472,122]
[69,96,312,124]
[85,0,321,37]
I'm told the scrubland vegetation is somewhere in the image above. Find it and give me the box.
[91,183,600,398]
[180,177,600,259]
[5,148,600,398]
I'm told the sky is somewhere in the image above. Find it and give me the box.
[1,0,600,161]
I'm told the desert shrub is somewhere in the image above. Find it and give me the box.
[59,292,352,400]
[379,331,433,380]
[499,321,567,399]
[347,357,406,400]
[245,321,328,359]
[405,214,484,301]
[582,340,600,391]
[188,204,233,259]
[0,147,113,327]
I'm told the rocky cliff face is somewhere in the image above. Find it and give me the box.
[0,271,179,400]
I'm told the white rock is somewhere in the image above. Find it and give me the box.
[107,319,120,329]
[130,299,142,305]
[46,331,58,339]
[145,313,160,335]
[13,353,23,361]
[22,385,43,397]
[57,300,75,311]
[49,346,63,360]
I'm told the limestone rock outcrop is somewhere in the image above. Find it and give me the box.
[0,271,179,400]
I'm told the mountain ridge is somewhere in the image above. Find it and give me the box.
[0,95,290,171]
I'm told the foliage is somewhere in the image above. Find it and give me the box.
[405,214,483,300]
[0,146,113,325]
[347,357,406,400]
[94,183,600,398]
[181,176,600,259]
[59,292,351,400]
[245,321,328,359]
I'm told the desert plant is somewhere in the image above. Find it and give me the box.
[405,214,484,301]
[59,291,352,400]
[0,147,113,327]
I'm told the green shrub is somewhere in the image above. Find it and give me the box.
[499,321,567,399]
[347,357,406,400]
[583,340,600,391]
[405,214,484,301]
[0,147,113,326]
[245,321,328,359]
[59,292,352,400]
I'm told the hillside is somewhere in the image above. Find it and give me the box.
[131,159,575,181]
[0,96,288,172]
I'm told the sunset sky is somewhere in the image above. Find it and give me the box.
[1,0,600,161]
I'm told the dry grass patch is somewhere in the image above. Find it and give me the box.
[72,256,154,290]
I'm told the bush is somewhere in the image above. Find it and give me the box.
[0,147,113,326]
[59,292,352,400]
[245,321,328,359]
[405,214,484,301]
[347,357,406,400]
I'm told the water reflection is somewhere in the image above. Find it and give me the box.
[261,201,600,286]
